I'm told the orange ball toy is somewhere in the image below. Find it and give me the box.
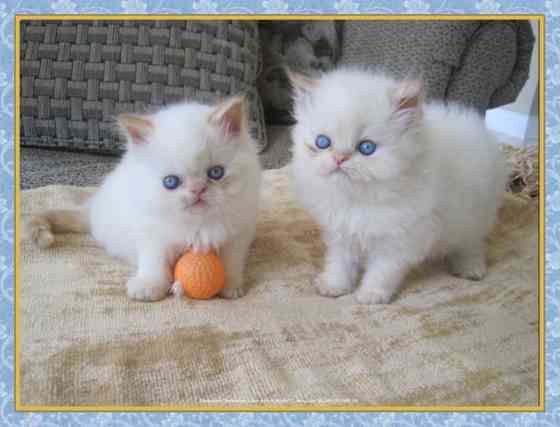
[173,249,225,299]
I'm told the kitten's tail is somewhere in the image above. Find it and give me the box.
[26,207,90,249]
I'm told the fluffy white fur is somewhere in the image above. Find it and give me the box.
[28,96,262,301]
[289,68,508,304]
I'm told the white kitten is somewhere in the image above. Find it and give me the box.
[27,96,262,301]
[288,68,508,304]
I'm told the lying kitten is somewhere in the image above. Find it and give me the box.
[288,68,508,304]
[27,96,262,301]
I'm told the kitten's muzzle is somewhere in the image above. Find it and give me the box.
[181,190,208,209]
[333,153,351,166]
[188,183,208,197]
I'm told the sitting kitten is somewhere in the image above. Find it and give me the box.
[288,68,508,304]
[27,96,262,301]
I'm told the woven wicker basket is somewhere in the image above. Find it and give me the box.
[20,20,267,154]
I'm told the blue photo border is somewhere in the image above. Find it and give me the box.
[2,0,557,425]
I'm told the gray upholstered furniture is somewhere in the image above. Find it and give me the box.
[340,20,535,114]
[20,20,267,154]
[259,20,534,123]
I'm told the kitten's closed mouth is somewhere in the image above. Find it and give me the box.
[182,199,206,210]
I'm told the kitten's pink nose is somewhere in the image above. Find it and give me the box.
[333,153,351,165]
[189,183,207,196]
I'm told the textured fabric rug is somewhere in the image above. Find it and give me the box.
[19,167,538,407]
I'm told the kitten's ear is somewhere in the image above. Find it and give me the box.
[117,113,154,145]
[208,95,247,136]
[286,68,319,99]
[392,79,424,130]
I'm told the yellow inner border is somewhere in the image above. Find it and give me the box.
[13,14,546,413]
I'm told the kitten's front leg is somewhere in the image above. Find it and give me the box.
[218,230,254,299]
[357,235,428,304]
[127,243,172,302]
[357,222,437,304]
[315,233,359,297]
[355,254,409,304]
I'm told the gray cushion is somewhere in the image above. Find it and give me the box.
[20,20,268,154]
[339,21,535,113]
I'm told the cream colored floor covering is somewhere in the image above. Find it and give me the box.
[20,167,538,407]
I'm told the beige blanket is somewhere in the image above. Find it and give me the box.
[20,167,538,407]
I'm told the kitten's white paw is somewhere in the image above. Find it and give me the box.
[126,277,170,302]
[355,289,392,305]
[219,286,246,299]
[314,274,354,298]
[448,254,487,281]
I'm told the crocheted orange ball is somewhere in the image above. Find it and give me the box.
[174,250,225,299]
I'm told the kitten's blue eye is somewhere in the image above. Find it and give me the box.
[207,165,225,181]
[162,175,181,190]
[315,134,331,150]
[357,140,377,156]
